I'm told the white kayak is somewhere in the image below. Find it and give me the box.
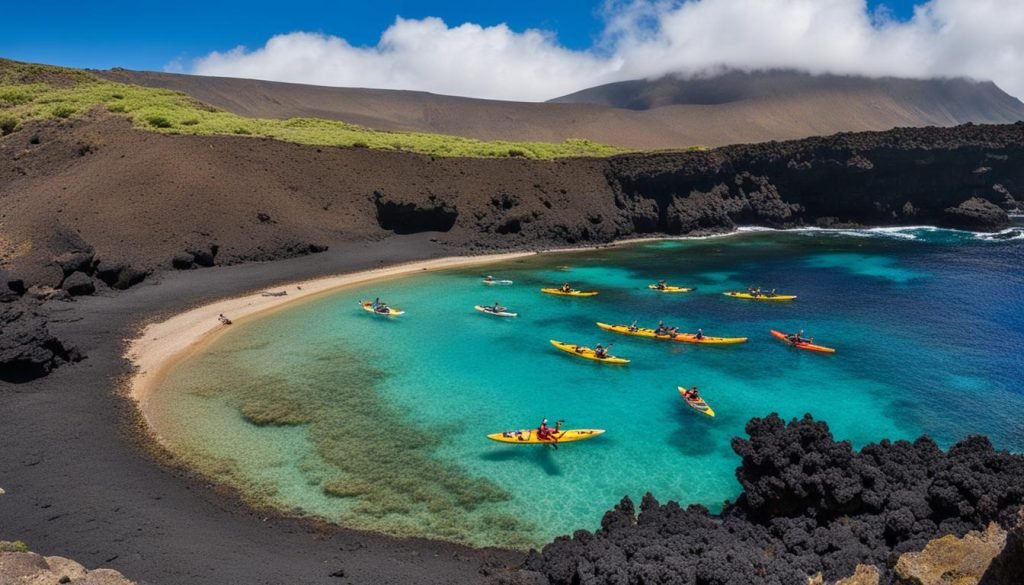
[483,279,513,286]
[475,305,518,318]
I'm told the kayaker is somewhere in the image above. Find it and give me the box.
[787,330,807,344]
[768,288,777,298]
[373,297,382,308]
[684,386,700,400]
[627,320,639,333]
[574,345,586,354]
[537,419,564,448]
[491,302,507,313]
[594,343,609,359]
[217,313,232,325]
[560,282,573,293]
[695,328,705,340]
[484,275,495,283]
[656,279,667,290]
[537,419,552,440]
[655,321,669,336]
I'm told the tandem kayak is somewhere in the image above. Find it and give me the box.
[474,305,518,318]
[483,279,513,285]
[541,288,599,297]
[723,292,797,301]
[487,428,605,444]
[648,284,695,293]
[550,340,630,364]
[596,322,747,344]
[678,387,715,417]
[770,330,836,353]
[359,301,405,316]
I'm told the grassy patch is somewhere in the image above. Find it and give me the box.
[0,540,29,553]
[0,58,639,159]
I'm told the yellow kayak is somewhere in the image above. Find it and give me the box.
[596,322,747,344]
[678,387,715,417]
[723,292,797,301]
[541,288,599,297]
[550,340,630,364]
[487,428,605,444]
[359,301,405,316]
[648,284,694,293]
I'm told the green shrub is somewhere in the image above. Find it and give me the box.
[180,118,199,126]
[506,148,527,157]
[107,102,126,113]
[0,540,29,553]
[0,114,18,136]
[146,114,173,128]
[51,104,76,118]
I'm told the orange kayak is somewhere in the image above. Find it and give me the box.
[770,330,836,354]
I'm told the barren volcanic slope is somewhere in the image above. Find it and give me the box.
[97,69,1024,148]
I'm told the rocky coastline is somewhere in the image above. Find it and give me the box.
[2,116,1023,584]
[517,415,1024,584]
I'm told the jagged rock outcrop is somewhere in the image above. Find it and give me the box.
[0,543,135,584]
[524,415,1024,585]
[893,523,1006,585]
[0,300,81,382]
[941,198,1010,231]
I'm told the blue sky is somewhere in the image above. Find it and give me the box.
[2,0,916,72]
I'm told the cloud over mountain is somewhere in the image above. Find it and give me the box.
[186,0,1024,101]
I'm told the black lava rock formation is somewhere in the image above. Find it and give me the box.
[522,414,1024,585]
[0,299,82,382]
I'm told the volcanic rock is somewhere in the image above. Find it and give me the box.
[61,271,95,296]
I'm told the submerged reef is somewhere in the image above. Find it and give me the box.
[169,343,533,547]
[522,414,1024,585]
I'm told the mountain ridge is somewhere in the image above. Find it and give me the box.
[96,68,1024,148]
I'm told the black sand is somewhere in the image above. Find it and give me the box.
[0,234,524,585]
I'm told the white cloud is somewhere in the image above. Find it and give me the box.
[186,0,1024,101]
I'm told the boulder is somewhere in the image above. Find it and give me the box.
[44,556,89,581]
[894,523,1006,585]
[0,301,82,381]
[94,260,147,290]
[0,550,136,584]
[941,198,1009,231]
[53,250,95,276]
[978,510,1024,584]
[171,252,195,270]
[62,271,96,296]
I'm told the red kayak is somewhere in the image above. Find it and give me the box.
[770,330,836,354]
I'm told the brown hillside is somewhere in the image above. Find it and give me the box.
[97,68,1024,148]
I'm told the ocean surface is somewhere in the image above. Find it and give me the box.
[148,225,1024,548]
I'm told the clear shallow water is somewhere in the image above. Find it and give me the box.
[149,226,1024,548]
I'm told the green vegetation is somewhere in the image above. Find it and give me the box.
[0,540,29,553]
[0,59,635,159]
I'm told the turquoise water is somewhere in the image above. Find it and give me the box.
[149,226,1024,548]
